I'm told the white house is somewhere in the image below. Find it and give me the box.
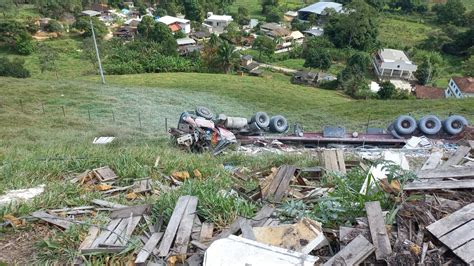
[157,15,191,34]
[298,1,343,21]
[203,13,233,34]
[445,77,474,98]
[373,48,417,80]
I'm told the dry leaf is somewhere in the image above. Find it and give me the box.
[171,171,190,181]
[168,256,178,266]
[3,214,24,227]
[409,243,421,256]
[380,178,401,194]
[126,192,138,200]
[193,169,202,179]
[95,184,112,191]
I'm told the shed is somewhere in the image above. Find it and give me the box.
[298,2,343,20]
[415,85,445,99]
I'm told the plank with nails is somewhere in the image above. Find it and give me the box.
[365,201,392,260]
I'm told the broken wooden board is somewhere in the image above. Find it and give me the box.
[339,226,370,249]
[173,196,198,256]
[31,211,74,230]
[135,232,164,266]
[93,166,118,182]
[110,204,152,219]
[404,179,474,191]
[420,151,443,170]
[79,226,100,251]
[321,149,346,174]
[365,201,392,261]
[133,178,152,194]
[156,195,192,256]
[426,202,474,264]
[416,166,474,179]
[239,219,256,240]
[323,234,375,266]
[262,165,298,202]
[200,222,214,243]
[441,146,471,169]
[91,199,127,209]
[252,217,326,254]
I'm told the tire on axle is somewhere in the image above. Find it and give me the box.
[443,115,468,135]
[418,115,442,135]
[394,115,417,135]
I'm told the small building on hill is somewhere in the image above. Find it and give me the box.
[373,48,417,80]
[414,85,445,99]
[157,15,191,34]
[445,77,474,98]
[260,23,292,40]
[203,13,233,34]
[113,26,137,40]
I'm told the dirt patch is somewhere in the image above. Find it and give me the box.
[0,224,53,264]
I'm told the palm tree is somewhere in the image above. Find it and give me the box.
[217,41,237,74]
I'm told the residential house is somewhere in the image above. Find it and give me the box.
[260,23,292,41]
[240,55,261,75]
[190,31,211,42]
[303,27,324,37]
[292,71,335,86]
[124,18,141,27]
[415,85,445,99]
[177,37,196,46]
[203,13,233,34]
[373,48,417,80]
[157,15,191,34]
[241,55,254,67]
[445,77,474,98]
[123,1,134,9]
[284,11,298,22]
[113,26,137,40]
[298,1,343,21]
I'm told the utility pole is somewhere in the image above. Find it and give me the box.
[82,10,105,84]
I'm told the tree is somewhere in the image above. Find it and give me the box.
[0,0,16,17]
[339,74,372,99]
[73,16,108,38]
[15,31,34,55]
[307,13,317,25]
[137,16,155,38]
[346,52,371,74]
[415,57,436,85]
[252,35,276,60]
[433,0,466,26]
[377,81,396,99]
[217,41,238,73]
[208,33,220,47]
[236,6,250,25]
[38,43,59,78]
[221,22,242,44]
[464,56,474,76]
[304,48,331,70]
[262,0,279,15]
[149,22,178,56]
[184,0,203,22]
[325,0,379,51]
[154,7,168,17]
[0,21,34,55]
[35,0,82,18]
[265,6,282,22]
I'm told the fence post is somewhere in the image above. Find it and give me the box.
[165,118,168,133]
[112,110,115,123]
[138,112,142,130]
[41,102,45,114]
[19,99,23,113]
[88,108,91,121]
[61,106,65,117]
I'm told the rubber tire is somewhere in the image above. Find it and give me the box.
[443,115,467,135]
[195,106,214,120]
[418,115,442,135]
[251,112,270,128]
[394,115,417,135]
[269,115,288,133]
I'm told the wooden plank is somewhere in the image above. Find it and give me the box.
[239,219,256,240]
[31,211,73,230]
[133,178,152,194]
[93,166,117,181]
[80,247,124,254]
[135,232,163,266]
[110,204,152,219]
[439,220,474,250]
[120,215,142,245]
[102,185,134,195]
[173,196,198,255]
[190,240,209,250]
[263,167,286,199]
[50,206,95,213]
[453,239,474,264]
[273,166,297,202]
[91,199,127,209]
[79,226,100,250]
[156,196,191,256]
[427,202,474,237]
[404,180,474,191]
[336,149,346,174]
[365,201,392,260]
[420,151,443,170]
[199,222,214,242]
[103,218,129,246]
[416,166,474,179]
[441,146,471,169]
[91,218,122,248]
[323,235,375,266]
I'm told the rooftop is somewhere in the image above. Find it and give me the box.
[298,2,343,15]
[379,48,412,64]
[205,14,233,21]
[176,37,196,46]
[415,85,445,99]
[452,77,474,93]
[157,15,189,25]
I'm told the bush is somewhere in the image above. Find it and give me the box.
[45,19,63,33]
[15,32,35,55]
[0,57,31,78]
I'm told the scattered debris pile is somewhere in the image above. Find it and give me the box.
[169,106,289,155]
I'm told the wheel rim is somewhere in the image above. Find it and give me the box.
[426,120,435,129]
[402,120,411,128]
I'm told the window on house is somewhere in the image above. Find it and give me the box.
[397,65,400,68]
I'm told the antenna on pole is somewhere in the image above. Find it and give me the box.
[82,10,106,85]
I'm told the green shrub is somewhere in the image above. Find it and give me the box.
[45,19,63,33]
[0,57,31,78]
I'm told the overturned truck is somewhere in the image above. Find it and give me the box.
[169,107,471,153]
